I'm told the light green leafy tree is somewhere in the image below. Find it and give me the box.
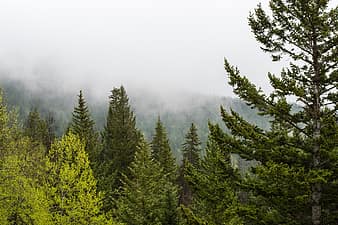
[46,132,115,225]
[0,89,52,225]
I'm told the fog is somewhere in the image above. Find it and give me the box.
[0,0,334,99]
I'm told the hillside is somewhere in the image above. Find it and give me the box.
[0,77,269,160]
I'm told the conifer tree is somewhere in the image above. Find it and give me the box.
[151,117,180,224]
[179,123,202,206]
[24,108,48,147]
[99,86,141,211]
[220,1,338,224]
[69,90,99,169]
[115,138,178,225]
[151,117,177,182]
[184,124,242,225]
[46,133,113,224]
[182,123,202,166]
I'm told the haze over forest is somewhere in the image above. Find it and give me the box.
[0,0,287,99]
[0,1,337,225]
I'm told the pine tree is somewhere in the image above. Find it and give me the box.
[182,123,201,166]
[220,1,338,224]
[179,123,202,206]
[151,117,179,224]
[69,90,99,169]
[46,133,113,224]
[184,124,242,225]
[24,108,49,148]
[151,117,177,182]
[115,138,178,225]
[99,86,141,211]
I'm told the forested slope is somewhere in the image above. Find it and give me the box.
[0,76,269,160]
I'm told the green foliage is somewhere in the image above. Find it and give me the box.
[179,123,202,206]
[99,86,141,211]
[46,133,112,225]
[115,138,179,225]
[0,89,52,225]
[151,118,180,224]
[69,90,99,170]
[179,205,207,225]
[182,123,202,166]
[184,127,242,225]
[221,1,338,224]
[0,155,52,225]
[151,117,178,182]
[24,108,52,151]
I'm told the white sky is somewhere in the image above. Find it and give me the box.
[0,0,336,97]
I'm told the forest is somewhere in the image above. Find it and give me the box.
[1,1,338,225]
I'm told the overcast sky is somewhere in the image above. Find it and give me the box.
[0,0,333,98]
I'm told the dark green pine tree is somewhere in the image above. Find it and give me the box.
[182,123,202,166]
[219,1,338,224]
[151,117,179,224]
[151,117,177,182]
[115,138,178,225]
[179,123,202,206]
[24,108,49,149]
[69,90,99,169]
[45,112,56,151]
[99,86,141,211]
[184,124,242,225]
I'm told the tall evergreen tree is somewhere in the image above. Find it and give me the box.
[45,112,56,151]
[182,123,202,166]
[99,86,141,211]
[179,123,202,206]
[24,108,49,148]
[69,90,99,169]
[46,133,113,225]
[184,124,242,225]
[115,138,178,225]
[219,1,338,224]
[151,117,179,224]
[151,117,177,182]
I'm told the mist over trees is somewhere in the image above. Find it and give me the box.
[0,0,337,225]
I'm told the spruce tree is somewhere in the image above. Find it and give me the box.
[24,108,49,148]
[151,117,179,224]
[220,1,338,224]
[184,124,242,224]
[179,123,202,206]
[24,108,56,152]
[115,138,178,225]
[151,117,177,182]
[69,90,99,169]
[99,86,141,211]
[182,123,202,166]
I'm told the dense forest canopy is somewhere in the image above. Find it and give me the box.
[0,76,269,160]
[0,0,337,225]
